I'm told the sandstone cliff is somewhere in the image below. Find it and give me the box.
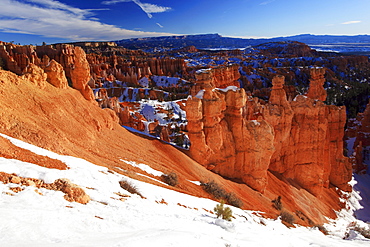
[186,67,352,195]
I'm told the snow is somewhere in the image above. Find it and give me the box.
[216,86,239,92]
[0,133,369,246]
[196,68,212,74]
[151,76,189,88]
[195,89,205,99]
[139,100,186,125]
[120,159,163,177]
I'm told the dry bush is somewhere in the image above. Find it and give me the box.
[313,224,329,235]
[353,224,370,239]
[201,180,227,199]
[161,172,179,187]
[272,196,282,211]
[214,200,233,221]
[225,192,243,208]
[119,180,142,197]
[201,180,243,208]
[280,210,295,225]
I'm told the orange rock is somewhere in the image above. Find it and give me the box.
[44,60,69,89]
[186,72,275,192]
[186,69,352,195]
[21,64,47,89]
[352,100,370,173]
[51,178,90,204]
[306,68,327,101]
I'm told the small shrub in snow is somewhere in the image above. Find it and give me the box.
[161,172,178,187]
[214,200,233,221]
[313,224,328,235]
[280,210,295,225]
[272,196,282,211]
[119,180,142,197]
[353,224,370,239]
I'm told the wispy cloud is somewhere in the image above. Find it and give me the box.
[102,0,171,18]
[260,0,275,5]
[156,23,163,28]
[0,0,174,42]
[341,20,361,25]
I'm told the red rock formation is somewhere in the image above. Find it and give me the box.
[306,67,327,101]
[36,45,95,101]
[0,43,95,101]
[185,69,275,192]
[351,101,370,173]
[262,69,351,194]
[43,59,69,89]
[212,65,240,88]
[21,64,47,89]
[186,68,352,195]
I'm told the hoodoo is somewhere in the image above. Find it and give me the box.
[186,67,352,194]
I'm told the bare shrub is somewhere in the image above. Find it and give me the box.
[313,224,329,235]
[272,196,282,211]
[201,180,227,199]
[280,210,295,225]
[201,180,243,208]
[214,200,233,221]
[225,192,243,208]
[119,180,142,197]
[161,172,179,187]
[353,225,370,239]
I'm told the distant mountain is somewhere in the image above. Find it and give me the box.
[115,33,370,54]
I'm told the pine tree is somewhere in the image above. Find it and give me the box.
[214,200,233,221]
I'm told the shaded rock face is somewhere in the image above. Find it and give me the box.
[349,101,370,173]
[186,68,351,194]
[0,43,94,101]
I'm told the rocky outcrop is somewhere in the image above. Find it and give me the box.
[37,45,95,101]
[186,68,352,194]
[0,172,90,204]
[21,63,48,89]
[44,59,69,89]
[185,68,275,192]
[50,178,91,204]
[0,43,95,101]
[306,68,327,101]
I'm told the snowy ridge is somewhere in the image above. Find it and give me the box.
[0,133,369,246]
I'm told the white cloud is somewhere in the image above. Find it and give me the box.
[341,20,361,25]
[0,0,175,41]
[156,23,163,28]
[102,0,171,18]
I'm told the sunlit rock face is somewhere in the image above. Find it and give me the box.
[0,43,95,101]
[186,68,352,194]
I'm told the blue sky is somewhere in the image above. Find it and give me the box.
[0,0,369,44]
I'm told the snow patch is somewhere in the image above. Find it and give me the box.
[120,159,164,177]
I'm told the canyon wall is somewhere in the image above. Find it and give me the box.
[186,68,352,194]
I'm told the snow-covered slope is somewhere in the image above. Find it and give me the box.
[0,133,369,246]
